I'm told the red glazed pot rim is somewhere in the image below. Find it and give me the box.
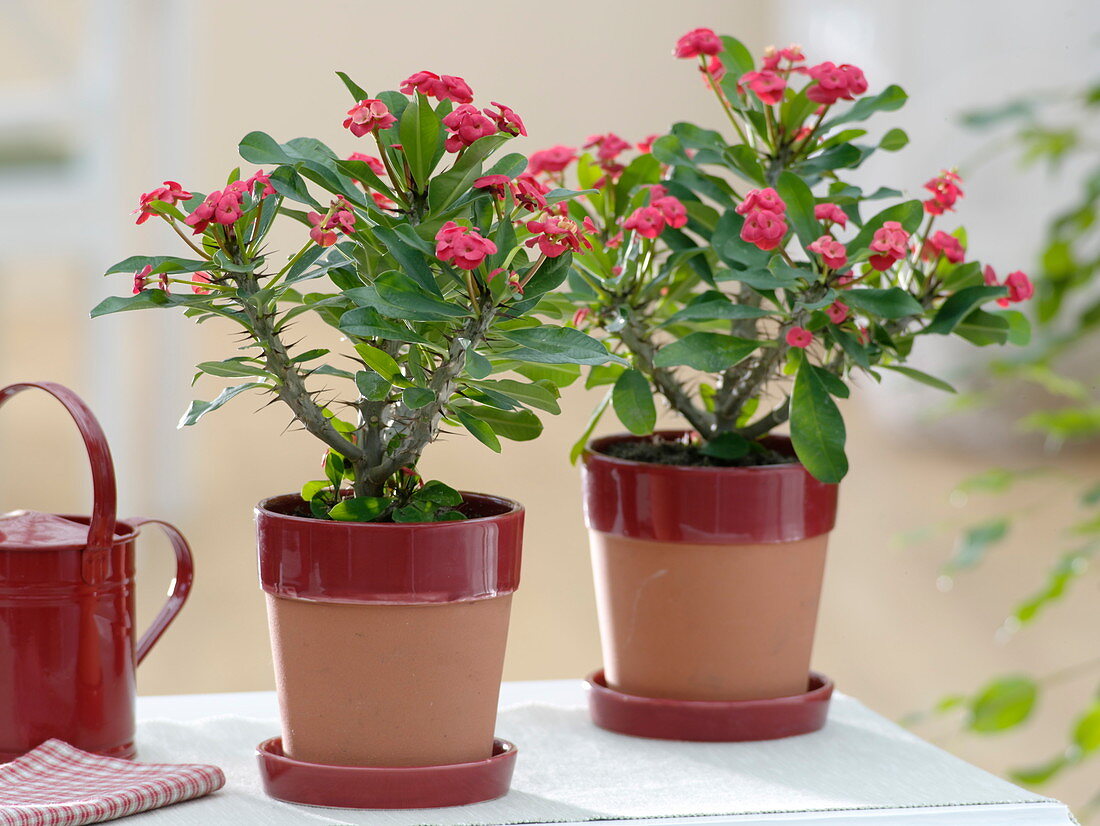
[581,431,838,544]
[256,736,517,809]
[257,490,524,605]
[256,491,523,526]
[586,669,833,742]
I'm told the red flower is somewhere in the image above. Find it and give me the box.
[814,202,848,227]
[808,235,848,269]
[528,145,577,175]
[134,180,192,225]
[826,301,849,324]
[921,230,965,264]
[485,101,526,137]
[400,71,474,104]
[435,221,497,270]
[307,212,337,247]
[636,134,660,154]
[512,173,549,212]
[741,209,788,251]
[806,61,866,105]
[191,272,213,295]
[923,169,964,215]
[474,174,513,200]
[184,189,243,234]
[785,327,813,348]
[442,104,497,153]
[348,152,386,176]
[372,192,397,210]
[763,44,806,70]
[736,187,786,216]
[739,70,786,105]
[343,99,397,137]
[573,307,591,327]
[132,264,153,294]
[652,195,688,229]
[623,206,666,239]
[606,231,624,249]
[584,133,632,165]
[988,269,1033,307]
[247,170,275,198]
[868,221,909,271]
[674,27,722,58]
[308,202,356,247]
[525,215,594,258]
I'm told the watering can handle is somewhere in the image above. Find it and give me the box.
[127,518,194,665]
[0,382,117,584]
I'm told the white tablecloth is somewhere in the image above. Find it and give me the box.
[122,684,1077,826]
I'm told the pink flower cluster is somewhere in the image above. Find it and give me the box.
[181,168,271,233]
[736,187,788,251]
[921,230,965,264]
[674,28,722,58]
[525,215,595,258]
[923,169,963,215]
[725,38,865,109]
[984,266,1034,307]
[814,202,848,227]
[528,146,577,176]
[435,221,498,270]
[808,235,847,269]
[307,200,356,247]
[868,221,909,271]
[442,102,526,153]
[584,133,632,175]
[343,99,397,137]
[134,181,191,225]
[805,61,867,104]
[399,71,473,104]
[473,172,550,213]
[623,193,689,239]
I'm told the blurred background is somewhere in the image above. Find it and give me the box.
[1,0,1098,814]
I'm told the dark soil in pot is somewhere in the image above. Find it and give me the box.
[600,434,794,468]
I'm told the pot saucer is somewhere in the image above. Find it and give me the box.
[586,670,833,742]
[256,737,517,809]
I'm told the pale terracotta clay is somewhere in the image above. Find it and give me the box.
[267,593,512,767]
[589,532,828,701]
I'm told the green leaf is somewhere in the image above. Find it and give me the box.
[402,387,434,409]
[968,676,1037,733]
[428,134,509,213]
[776,171,820,248]
[1009,754,1069,786]
[1073,702,1100,753]
[925,286,1009,335]
[352,371,388,402]
[663,294,771,325]
[351,272,469,322]
[880,365,956,393]
[455,404,542,441]
[414,480,464,507]
[725,144,767,186]
[945,518,1010,573]
[825,84,908,128]
[399,92,442,187]
[498,326,618,366]
[954,309,1010,346]
[790,358,848,483]
[178,383,264,428]
[612,369,657,435]
[653,333,759,372]
[843,288,924,319]
[195,358,269,379]
[329,497,391,522]
[370,226,440,296]
[453,408,501,452]
[879,128,909,151]
[469,379,560,414]
[237,131,291,165]
[105,255,210,276]
[356,344,402,382]
[719,35,755,78]
[334,71,370,103]
[700,432,751,460]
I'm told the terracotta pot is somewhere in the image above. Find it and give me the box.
[582,432,838,702]
[256,493,522,768]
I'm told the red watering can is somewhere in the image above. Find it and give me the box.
[0,382,194,760]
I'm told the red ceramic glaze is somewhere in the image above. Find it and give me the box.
[256,493,523,604]
[582,431,838,544]
[587,670,833,741]
[0,382,194,761]
[256,736,517,809]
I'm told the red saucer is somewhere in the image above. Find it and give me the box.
[587,670,833,742]
[256,737,517,809]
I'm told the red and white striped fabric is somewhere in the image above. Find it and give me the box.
[0,739,225,826]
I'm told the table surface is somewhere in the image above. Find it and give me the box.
[133,681,1077,826]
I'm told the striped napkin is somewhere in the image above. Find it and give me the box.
[0,740,224,826]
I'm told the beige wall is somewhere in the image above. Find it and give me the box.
[1,0,1098,813]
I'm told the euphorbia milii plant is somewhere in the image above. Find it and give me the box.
[545,30,1034,481]
[95,71,618,522]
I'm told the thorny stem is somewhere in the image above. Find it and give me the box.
[167,219,210,259]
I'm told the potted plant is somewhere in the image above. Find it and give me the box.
[93,70,615,808]
[541,29,1035,739]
